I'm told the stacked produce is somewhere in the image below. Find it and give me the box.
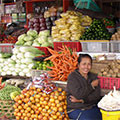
[52,11,92,41]
[32,60,53,70]
[80,19,112,40]
[15,29,53,47]
[111,30,120,40]
[0,46,44,77]
[13,74,69,120]
[45,46,78,81]
[2,35,17,43]
[98,60,120,78]
[28,6,62,33]
[102,18,115,28]
[0,84,21,100]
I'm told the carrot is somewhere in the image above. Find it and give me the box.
[46,45,78,81]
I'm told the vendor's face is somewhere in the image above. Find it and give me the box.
[78,57,92,75]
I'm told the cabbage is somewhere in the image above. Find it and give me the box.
[19,46,44,54]
[48,37,53,43]
[32,42,40,47]
[15,40,25,45]
[18,34,26,41]
[28,63,34,69]
[24,52,35,58]
[0,58,5,63]
[12,72,18,76]
[26,73,31,77]
[23,68,30,73]
[39,30,50,37]
[24,58,33,63]
[19,72,25,76]
[27,30,38,37]
[7,71,12,75]
[24,41,33,46]
[38,36,48,44]
[1,72,6,76]
[12,47,20,54]
[24,35,33,41]
[20,64,27,69]
[41,42,51,47]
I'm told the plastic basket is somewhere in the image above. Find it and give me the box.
[0,100,15,119]
[100,109,120,120]
[0,44,14,53]
[53,41,82,52]
[110,41,120,52]
[80,40,109,52]
[98,76,120,90]
[74,0,102,12]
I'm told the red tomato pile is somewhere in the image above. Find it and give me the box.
[3,36,17,43]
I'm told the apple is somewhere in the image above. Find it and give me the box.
[45,17,51,22]
[50,16,56,21]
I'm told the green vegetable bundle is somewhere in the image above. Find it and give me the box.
[0,85,21,100]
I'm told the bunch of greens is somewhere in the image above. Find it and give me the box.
[0,85,21,100]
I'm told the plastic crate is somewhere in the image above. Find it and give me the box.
[110,41,120,52]
[34,46,52,55]
[100,109,120,120]
[0,44,14,53]
[98,76,120,90]
[80,40,109,52]
[53,41,82,52]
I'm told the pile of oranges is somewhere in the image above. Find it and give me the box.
[13,86,69,120]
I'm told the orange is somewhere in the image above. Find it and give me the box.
[27,113,31,117]
[57,87,62,92]
[58,107,63,112]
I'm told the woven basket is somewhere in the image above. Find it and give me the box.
[0,100,15,119]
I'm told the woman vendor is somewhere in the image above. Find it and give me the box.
[67,54,102,120]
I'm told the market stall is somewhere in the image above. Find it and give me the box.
[0,0,120,119]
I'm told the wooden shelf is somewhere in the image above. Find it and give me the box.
[4,2,16,6]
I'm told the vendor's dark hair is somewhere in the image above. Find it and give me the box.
[78,54,92,64]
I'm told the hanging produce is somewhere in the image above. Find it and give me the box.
[45,46,78,81]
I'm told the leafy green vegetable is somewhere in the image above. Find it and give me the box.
[0,85,21,100]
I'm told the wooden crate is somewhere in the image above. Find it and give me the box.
[0,100,15,119]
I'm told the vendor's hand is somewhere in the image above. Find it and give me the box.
[70,95,84,103]
[91,79,99,87]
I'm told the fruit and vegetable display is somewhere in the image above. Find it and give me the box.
[0,46,44,77]
[98,87,120,111]
[102,18,115,28]
[80,19,112,40]
[15,29,53,47]
[111,30,120,40]
[52,11,92,41]
[0,84,21,100]
[28,6,62,33]
[45,46,78,81]
[13,74,69,120]
[98,60,120,78]
[2,35,17,43]
[32,60,53,70]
